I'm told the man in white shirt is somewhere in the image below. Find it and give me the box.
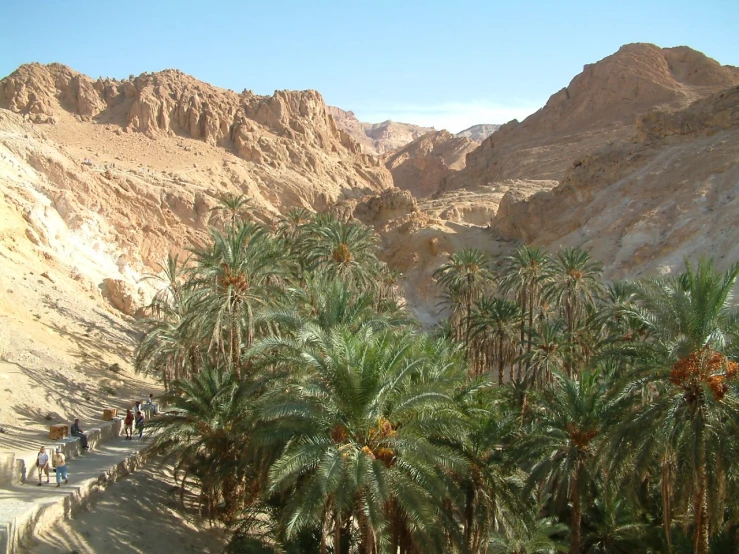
[144,394,159,415]
[36,445,50,485]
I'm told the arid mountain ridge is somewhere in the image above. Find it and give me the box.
[441,43,739,192]
[1,43,738,326]
[327,106,499,155]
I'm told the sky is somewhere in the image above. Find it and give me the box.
[1,1,737,133]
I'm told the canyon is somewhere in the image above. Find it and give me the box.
[0,42,738,401]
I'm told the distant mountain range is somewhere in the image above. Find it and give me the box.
[327,106,499,154]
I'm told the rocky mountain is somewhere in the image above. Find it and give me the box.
[328,106,435,154]
[382,130,478,198]
[492,84,739,279]
[439,44,739,194]
[3,43,737,460]
[1,44,738,330]
[455,124,500,142]
[0,63,393,311]
[354,45,739,320]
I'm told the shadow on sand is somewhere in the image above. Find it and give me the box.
[25,459,227,554]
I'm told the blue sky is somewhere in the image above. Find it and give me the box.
[1,1,737,132]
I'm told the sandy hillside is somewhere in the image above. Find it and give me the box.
[0,114,159,450]
[492,84,739,279]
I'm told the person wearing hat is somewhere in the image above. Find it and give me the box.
[52,447,68,487]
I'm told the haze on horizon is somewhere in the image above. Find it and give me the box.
[1,0,737,133]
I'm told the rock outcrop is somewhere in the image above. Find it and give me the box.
[101,278,141,316]
[382,130,478,198]
[491,85,739,279]
[0,63,392,201]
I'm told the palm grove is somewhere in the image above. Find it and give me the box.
[135,199,739,554]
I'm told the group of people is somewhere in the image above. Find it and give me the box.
[34,394,161,487]
[35,418,89,487]
[123,408,145,439]
[35,445,68,487]
[124,394,160,440]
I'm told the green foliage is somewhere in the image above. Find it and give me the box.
[135,213,739,554]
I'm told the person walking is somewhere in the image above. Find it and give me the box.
[135,411,145,439]
[53,447,68,487]
[124,409,134,439]
[36,445,50,486]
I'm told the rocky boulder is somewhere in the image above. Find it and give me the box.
[100,278,142,317]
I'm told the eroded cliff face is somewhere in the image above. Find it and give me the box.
[0,63,392,197]
[382,130,478,198]
[440,44,739,193]
[492,85,739,279]
[0,63,394,320]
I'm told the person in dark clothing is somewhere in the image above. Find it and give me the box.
[135,411,145,439]
[71,418,89,450]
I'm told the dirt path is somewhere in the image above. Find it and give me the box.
[23,461,228,554]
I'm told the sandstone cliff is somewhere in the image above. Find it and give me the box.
[382,130,478,198]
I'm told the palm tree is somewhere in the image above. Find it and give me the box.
[607,258,739,554]
[277,207,312,242]
[187,223,289,372]
[298,215,382,291]
[211,193,252,227]
[135,258,205,386]
[581,493,656,553]
[468,296,522,383]
[376,262,403,313]
[135,304,196,386]
[444,383,535,553]
[544,248,604,376]
[262,328,467,554]
[147,366,263,522]
[518,322,568,388]
[434,249,495,349]
[488,516,568,554]
[140,253,189,317]
[518,370,622,554]
[499,245,553,374]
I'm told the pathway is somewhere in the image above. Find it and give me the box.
[0,436,148,553]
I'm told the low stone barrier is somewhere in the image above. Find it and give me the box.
[5,417,123,486]
[0,456,14,488]
[0,444,152,554]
